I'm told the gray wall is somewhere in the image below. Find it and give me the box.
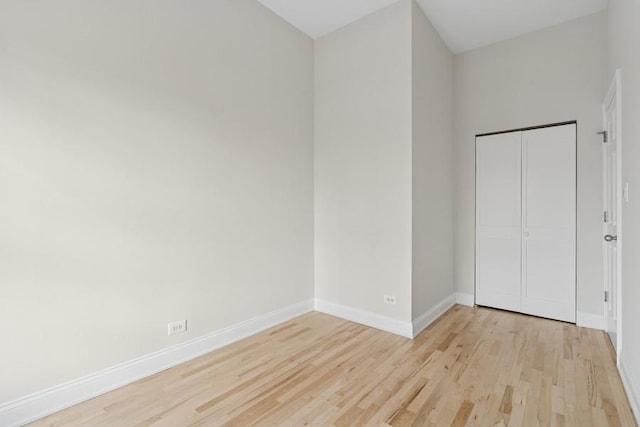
[314,0,413,322]
[453,13,607,317]
[608,0,640,411]
[0,0,314,403]
[411,2,455,318]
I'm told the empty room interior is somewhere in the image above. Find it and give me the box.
[1,0,640,425]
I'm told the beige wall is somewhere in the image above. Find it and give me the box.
[0,0,314,404]
[314,0,413,322]
[411,2,454,317]
[608,0,640,408]
[453,13,607,316]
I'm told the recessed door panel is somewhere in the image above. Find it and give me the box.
[523,135,575,229]
[476,237,521,310]
[477,138,521,228]
[523,238,574,301]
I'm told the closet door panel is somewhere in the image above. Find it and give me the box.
[524,239,575,301]
[475,132,522,312]
[521,124,576,322]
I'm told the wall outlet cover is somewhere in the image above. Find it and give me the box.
[168,320,187,336]
[384,295,397,305]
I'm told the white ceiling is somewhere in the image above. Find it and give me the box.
[257,0,608,53]
[416,0,608,53]
[256,0,400,40]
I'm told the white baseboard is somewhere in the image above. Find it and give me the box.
[455,292,475,307]
[412,294,456,337]
[619,357,640,424]
[576,311,606,330]
[314,299,413,338]
[0,299,314,427]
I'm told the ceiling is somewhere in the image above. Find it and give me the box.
[256,0,400,40]
[417,0,608,53]
[257,0,608,53]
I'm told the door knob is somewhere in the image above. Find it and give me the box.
[604,234,618,242]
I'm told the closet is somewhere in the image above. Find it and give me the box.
[475,123,576,323]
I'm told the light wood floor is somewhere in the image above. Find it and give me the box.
[29,305,636,426]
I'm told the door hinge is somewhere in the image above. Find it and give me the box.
[605,291,609,303]
[598,131,608,143]
[604,211,608,223]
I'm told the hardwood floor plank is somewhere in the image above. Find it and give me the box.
[451,400,474,427]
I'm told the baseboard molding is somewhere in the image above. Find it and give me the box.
[619,358,640,424]
[576,311,605,330]
[314,299,413,338]
[412,294,456,337]
[455,292,475,307]
[0,299,314,427]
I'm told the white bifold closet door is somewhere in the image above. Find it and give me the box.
[476,124,576,323]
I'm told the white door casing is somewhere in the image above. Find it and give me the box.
[603,69,622,358]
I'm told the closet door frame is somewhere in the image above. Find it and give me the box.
[474,121,577,323]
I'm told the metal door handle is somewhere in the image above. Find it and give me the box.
[604,235,617,242]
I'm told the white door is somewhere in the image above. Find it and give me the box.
[475,132,522,312]
[475,124,577,323]
[521,125,576,323]
[603,70,622,353]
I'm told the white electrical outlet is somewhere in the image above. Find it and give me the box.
[384,295,397,305]
[168,320,187,336]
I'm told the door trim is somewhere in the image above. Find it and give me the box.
[603,69,623,365]
[476,120,577,138]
